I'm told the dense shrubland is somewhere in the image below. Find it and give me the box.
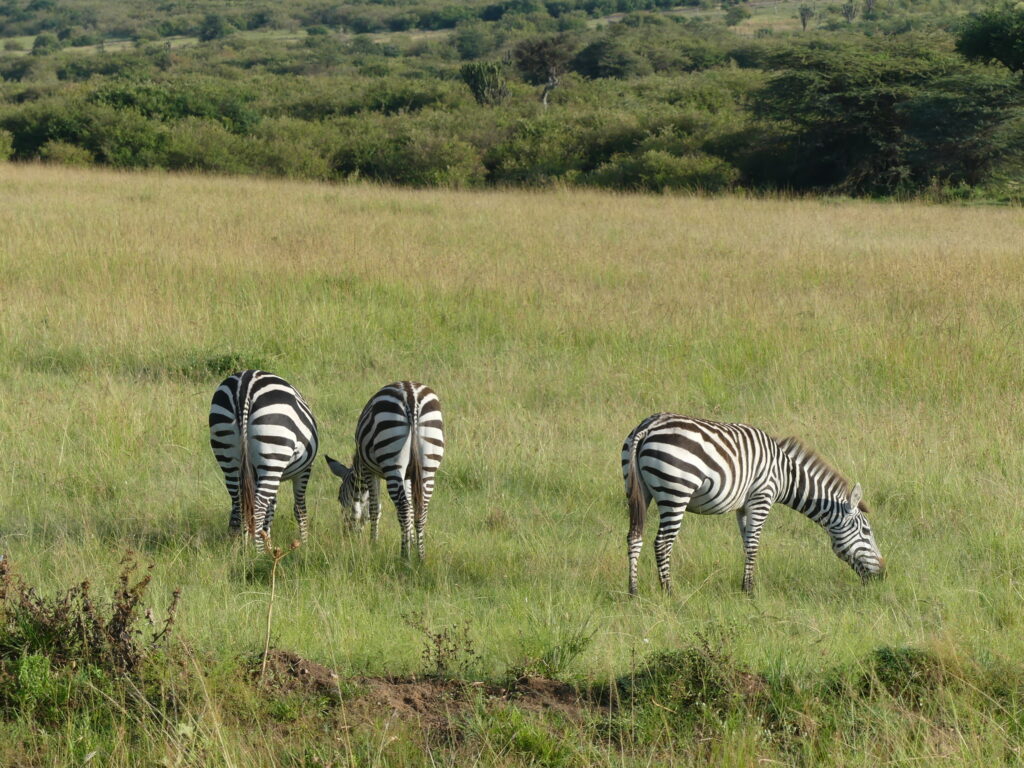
[0,0,1022,195]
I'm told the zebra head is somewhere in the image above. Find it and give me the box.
[325,454,368,526]
[829,483,885,581]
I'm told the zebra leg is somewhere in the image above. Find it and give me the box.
[253,471,284,552]
[735,509,747,545]
[252,495,272,552]
[627,530,643,597]
[654,503,686,593]
[414,474,434,560]
[386,476,415,559]
[627,485,650,597]
[739,501,772,594]
[292,468,312,545]
[218,457,243,535]
[367,473,382,542]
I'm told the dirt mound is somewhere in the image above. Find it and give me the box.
[260,649,342,701]
[259,651,593,729]
[358,676,471,733]
[507,675,588,721]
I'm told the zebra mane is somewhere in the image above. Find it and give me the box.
[776,436,859,503]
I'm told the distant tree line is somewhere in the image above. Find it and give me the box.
[1,1,1021,199]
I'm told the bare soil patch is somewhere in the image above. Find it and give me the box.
[260,650,593,730]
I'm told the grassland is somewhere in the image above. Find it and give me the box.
[0,163,1023,766]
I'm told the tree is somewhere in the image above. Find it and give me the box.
[955,3,1024,75]
[725,4,752,26]
[460,61,509,106]
[198,13,235,42]
[571,37,652,80]
[754,41,1024,193]
[798,4,814,31]
[513,35,576,107]
[840,3,857,23]
[453,22,496,60]
[30,32,61,56]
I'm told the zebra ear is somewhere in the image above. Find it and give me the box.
[324,455,350,479]
[849,483,863,511]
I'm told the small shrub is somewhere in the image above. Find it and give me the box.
[861,646,947,706]
[619,633,766,721]
[39,139,94,166]
[724,5,752,26]
[470,706,578,767]
[509,619,595,679]
[0,130,13,161]
[31,33,62,56]
[0,553,181,676]
[145,349,271,381]
[403,613,477,679]
[587,149,739,192]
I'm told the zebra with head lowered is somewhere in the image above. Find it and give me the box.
[209,370,318,550]
[326,381,444,560]
[622,414,884,595]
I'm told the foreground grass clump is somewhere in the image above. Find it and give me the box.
[0,164,1022,765]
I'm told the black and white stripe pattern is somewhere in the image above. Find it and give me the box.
[622,414,884,595]
[326,382,444,560]
[209,370,318,550]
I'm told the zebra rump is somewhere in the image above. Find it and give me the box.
[209,370,318,549]
[325,381,444,560]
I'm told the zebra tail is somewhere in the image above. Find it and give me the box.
[239,383,256,541]
[408,401,425,527]
[627,429,648,541]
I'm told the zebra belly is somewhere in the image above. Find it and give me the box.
[687,478,748,515]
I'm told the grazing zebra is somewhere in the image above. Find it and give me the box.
[208,370,318,550]
[325,382,444,560]
[622,414,884,595]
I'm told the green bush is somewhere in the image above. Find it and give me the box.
[572,37,653,78]
[587,149,739,192]
[163,117,250,173]
[0,130,13,161]
[30,32,61,56]
[39,139,93,165]
[249,117,335,179]
[332,113,487,187]
[486,115,585,184]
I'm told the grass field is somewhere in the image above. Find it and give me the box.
[0,163,1023,766]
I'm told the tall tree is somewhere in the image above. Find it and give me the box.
[956,3,1024,75]
[754,41,1023,193]
[513,35,576,107]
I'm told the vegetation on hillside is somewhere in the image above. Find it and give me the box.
[1,0,1022,198]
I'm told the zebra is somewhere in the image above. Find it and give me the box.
[208,370,318,550]
[325,382,444,560]
[622,413,884,595]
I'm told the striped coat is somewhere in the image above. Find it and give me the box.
[622,414,884,594]
[209,370,318,549]
[326,382,444,559]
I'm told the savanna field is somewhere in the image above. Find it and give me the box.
[1,163,1023,766]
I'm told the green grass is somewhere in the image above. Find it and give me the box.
[0,163,1023,765]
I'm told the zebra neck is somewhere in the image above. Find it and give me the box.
[777,455,846,527]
